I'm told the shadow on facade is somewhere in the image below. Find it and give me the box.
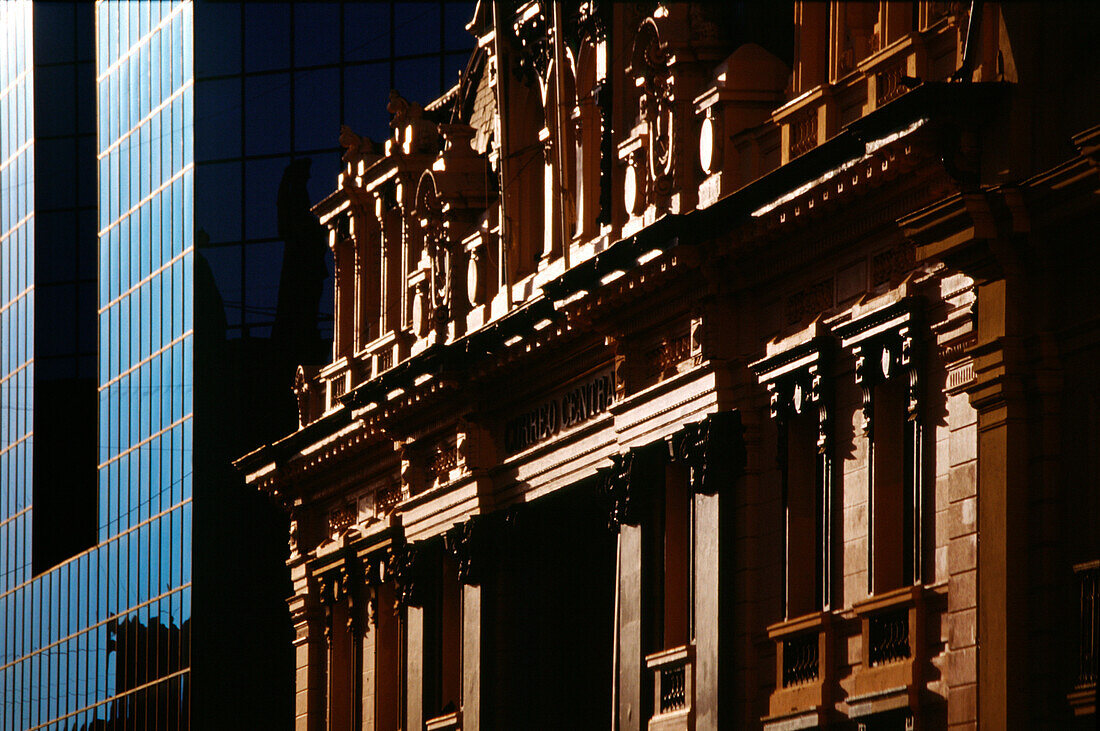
[188,156,332,728]
[484,478,615,729]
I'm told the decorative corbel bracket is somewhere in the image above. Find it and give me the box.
[313,557,365,641]
[750,336,835,452]
[835,298,923,435]
[668,410,746,495]
[444,515,486,585]
[598,449,637,531]
[388,540,425,612]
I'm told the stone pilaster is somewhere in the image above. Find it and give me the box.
[406,604,425,731]
[446,516,488,729]
[288,589,327,731]
[679,411,744,731]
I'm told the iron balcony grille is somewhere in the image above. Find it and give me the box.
[331,373,347,399]
[377,348,394,373]
[646,644,693,719]
[659,663,687,713]
[868,608,911,667]
[782,633,820,687]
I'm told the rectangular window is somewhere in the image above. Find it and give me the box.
[784,408,822,618]
[662,462,690,649]
[871,374,907,592]
[328,599,355,729]
[376,580,402,729]
[422,547,462,722]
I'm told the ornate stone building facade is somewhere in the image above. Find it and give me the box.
[237,2,1100,729]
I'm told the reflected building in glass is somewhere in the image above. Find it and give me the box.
[0,1,471,728]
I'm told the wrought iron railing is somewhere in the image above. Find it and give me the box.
[659,662,686,712]
[791,110,818,158]
[782,633,820,687]
[377,348,393,373]
[646,644,692,718]
[876,61,907,106]
[330,372,347,399]
[868,608,911,666]
[1077,563,1099,688]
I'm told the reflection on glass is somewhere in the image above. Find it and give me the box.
[2,2,474,726]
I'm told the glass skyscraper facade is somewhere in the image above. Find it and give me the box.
[0,1,471,728]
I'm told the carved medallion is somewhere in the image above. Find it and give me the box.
[699,113,719,175]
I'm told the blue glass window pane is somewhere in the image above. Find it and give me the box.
[160,512,171,592]
[173,342,183,424]
[195,1,241,77]
[395,3,441,56]
[344,4,391,62]
[182,167,193,252]
[244,3,289,72]
[160,24,171,112]
[142,282,152,363]
[181,502,191,582]
[151,277,162,363]
[243,74,290,157]
[115,533,127,610]
[138,526,148,603]
[98,547,108,622]
[170,13,183,90]
[172,179,183,259]
[182,3,193,81]
[182,253,192,334]
[141,360,151,441]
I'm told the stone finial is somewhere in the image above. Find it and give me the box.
[338,125,377,165]
[439,123,477,158]
[388,90,410,130]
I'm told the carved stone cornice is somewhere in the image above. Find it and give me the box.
[901,190,1013,282]
[312,555,367,639]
